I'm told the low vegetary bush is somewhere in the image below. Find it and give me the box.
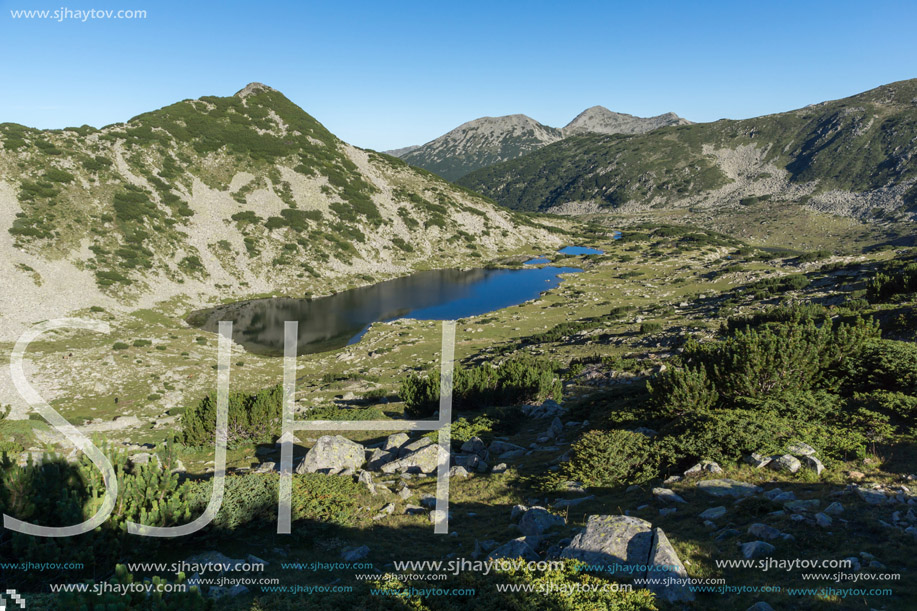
[549,429,658,489]
[400,356,561,418]
[179,385,282,447]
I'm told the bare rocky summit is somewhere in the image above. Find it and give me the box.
[396,106,686,180]
[563,106,690,136]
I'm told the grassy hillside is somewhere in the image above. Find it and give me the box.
[0,83,566,340]
[458,79,917,221]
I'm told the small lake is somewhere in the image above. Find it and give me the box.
[189,266,581,356]
[558,246,605,256]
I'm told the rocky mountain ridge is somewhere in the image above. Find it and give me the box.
[394,106,688,181]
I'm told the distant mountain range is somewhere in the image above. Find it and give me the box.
[388,107,689,181]
[456,79,917,223]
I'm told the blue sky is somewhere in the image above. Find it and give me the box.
[1,0,915,150]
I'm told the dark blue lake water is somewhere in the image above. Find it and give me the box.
[189,266,581,356]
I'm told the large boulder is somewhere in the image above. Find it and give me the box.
[697,479,762,498]
[366,448,396,471]
[647,528,694,603]
[768,454,802,474]
[489,440,526,456]
[381,444,446,474]
[561,515,692,602]
[398,437,433,457]
[488,537,539,561]
[461,436,488,459]
[384,433,410,452]
[561,515,654,574]
[518,507,565,536]
[295,435,364,474]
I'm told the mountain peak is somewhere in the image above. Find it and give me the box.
[564,106,688,136]
[234,82,278,98]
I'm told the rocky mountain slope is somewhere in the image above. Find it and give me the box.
[396,108,687,181]
[398,115,565,181]
[0,83,564,341]
[457,79,917,223]
[563,106,690,135]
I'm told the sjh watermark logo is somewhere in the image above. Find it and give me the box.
[0,589,26,610]
[5,318,457,538]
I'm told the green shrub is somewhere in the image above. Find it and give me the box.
[401,356,561,418]
[132,339,152,347]
[43,167,75,183]
[867,262,917,302]
[553,429,658,488]
[639,321,662,334]
[112,342,130,350]
[179,385,282,447]
[850,340,917,394]
[449,416,495,447]
[291,473,363,525]
[657,409,791,465]
[647,366,718,417]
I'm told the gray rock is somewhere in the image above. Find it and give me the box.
[254,461,276,473]
[341,545,370,561]
[697,479,762,498]
[366,448,395,471]
[498,449,526,461]
[699,506,727,520]
[208,585,249,599]
[372,503,396,520]
[358,470,375,494]
[420,494,437,509]
[684,460,723,477]
[785,499,820,513]
[801,455,825,475]
[824,502,844,515]
[491,463,508,474]
[647,527,694,603]
[744,453,772,469]
[560,515,654,575]
[552,495,595,509]
[488,440,526,455]
[296,436,365,474]
[518,507,565,536]
[855,487,888,505]
[452,453,481,470]
[746,603,776,611]
[769,454,802,474]
[659,507,677,517]
[652,487,687,504]
[786,441,817,456]
[381,444,446,474]
[460,436,487,458]
[449,466,470,478]
[815,513,832,528]
[398,437,433,457]
[488,537,539,561]
[398,486,411,500]
[771,492,796,503]
[748,523,782,540]
[741,541,775,559]
[715,529,740,541]
[384,433,410,452]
